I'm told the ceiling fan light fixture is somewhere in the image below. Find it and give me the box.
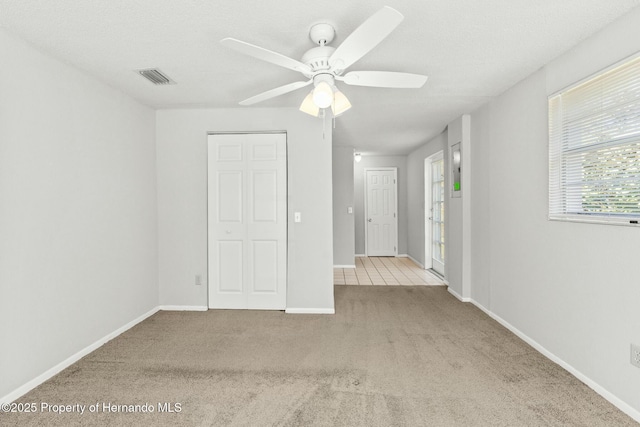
[299,91,320,117]
[312,81,333,108]
[222,7,428,117]
[331,90,352,116]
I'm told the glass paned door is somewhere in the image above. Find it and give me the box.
[431,158,445,275]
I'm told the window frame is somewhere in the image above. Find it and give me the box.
[548,52,640,227]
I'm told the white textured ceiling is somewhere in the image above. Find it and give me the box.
[1,1,639,154]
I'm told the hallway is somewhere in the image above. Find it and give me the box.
[334,256,444,286]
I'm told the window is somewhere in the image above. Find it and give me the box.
[549,54,640,226]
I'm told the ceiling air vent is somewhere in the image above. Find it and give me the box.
[136,68,175,85]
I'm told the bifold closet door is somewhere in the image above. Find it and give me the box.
[208,133,287,310]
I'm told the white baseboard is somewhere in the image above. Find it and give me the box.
[285,308,335,314]
[159,305,208,311]
[333,265,356,269]
[355,254,366,257]
[447,286,470,302]
[406,254,425,268]
[468,299,640,424]
[469,299,493,317]
[0,306,159,405]
[397,253,408,258]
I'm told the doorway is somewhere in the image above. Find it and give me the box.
[364,168,398,256]
[425,152,445,276]
[207,133,287,310]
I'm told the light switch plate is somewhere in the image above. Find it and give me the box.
[294,212,301,223]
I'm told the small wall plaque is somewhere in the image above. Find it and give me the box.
[451,142,461,197]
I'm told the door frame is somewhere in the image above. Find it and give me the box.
[207,131,288,310]
[425,151,444,273]
[363,167,398,257]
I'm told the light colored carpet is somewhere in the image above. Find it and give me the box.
[1,286,637,426]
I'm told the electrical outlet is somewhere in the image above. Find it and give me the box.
[195,275,202,286]
[631,343,640,368]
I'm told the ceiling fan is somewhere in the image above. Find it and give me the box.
[220,6,428,117]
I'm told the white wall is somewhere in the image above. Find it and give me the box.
[0,30,158,399]
[469,7,640,418]
[156,108,334,311]
[446,115,471,298]
[469,104,491,308]
[406,131,448,268]
[332,146,355,267]
[354,156,408,255]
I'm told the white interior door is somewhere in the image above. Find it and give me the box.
[430,155,445,275]
[208,133,287,310]
[365,168,397,256]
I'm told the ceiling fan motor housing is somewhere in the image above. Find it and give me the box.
[301,45,336,76]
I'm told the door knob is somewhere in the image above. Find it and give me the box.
[368,218,372,222]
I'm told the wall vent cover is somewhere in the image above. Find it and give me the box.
[136,68,175,85]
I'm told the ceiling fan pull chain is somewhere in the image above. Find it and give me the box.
[322,110,326,139]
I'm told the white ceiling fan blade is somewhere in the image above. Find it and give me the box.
[221,38,312,74]
[329,6,404,72]
[339,71,428,88]
[239,80,312,106]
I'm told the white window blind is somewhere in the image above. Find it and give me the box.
[549,54,640,226]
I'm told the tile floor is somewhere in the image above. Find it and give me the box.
[334,256,445,286]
